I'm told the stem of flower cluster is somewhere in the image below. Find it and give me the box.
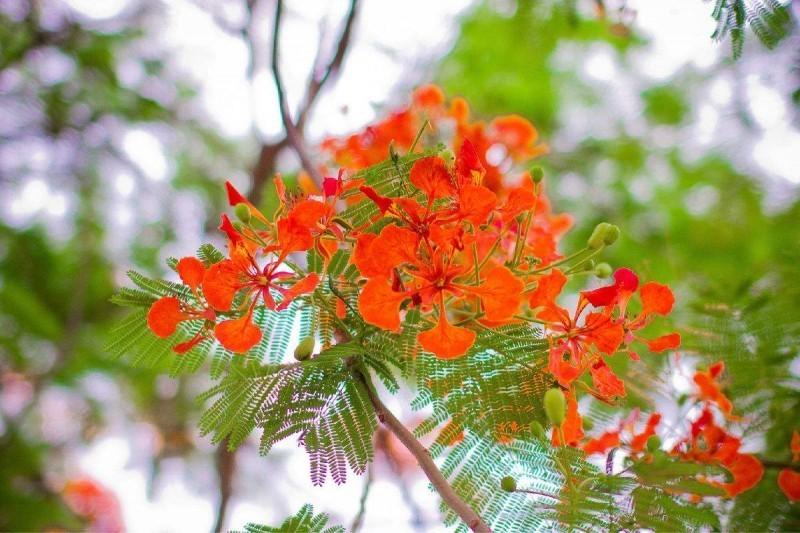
[353,368,492,532]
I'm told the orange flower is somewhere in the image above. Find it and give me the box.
[490,115,548,161]
[204,214,320,353]
[583,410,661,456]
[530,269,624,392]
[693,362,734,417]
[673,407,763,498]
[146,256,216,353]
[583,430,620,455]
[583,268,680,356]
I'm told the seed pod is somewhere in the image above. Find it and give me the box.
[531,166,544,183]
[544,388,566,427]
[594,262,612,278]
[646,435,661,453]
[530,421,546,441]
[294,336,315,361]
[587,222,612,250]
[234,202,251,223]
[500,475,517,492]
[603,224,620,245]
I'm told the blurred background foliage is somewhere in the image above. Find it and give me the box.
[0,0,798,530]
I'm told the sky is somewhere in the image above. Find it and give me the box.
[5,0,799,531]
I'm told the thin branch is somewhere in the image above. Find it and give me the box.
[353,368,492,532]
[270,0,323,185]
[350,463,373,532]
[296,0,359,131]
[212,437,237,533]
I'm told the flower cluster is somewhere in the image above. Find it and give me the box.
[145,84,679,386]
[575,361,768,499]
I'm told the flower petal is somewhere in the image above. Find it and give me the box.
[646,332,681,353]
[177,257,206,290]
[583,431,620,455]
[583,312,624,354]
[358,277,408,331]
[215,314,262,353]
[225,180,269,224]
[458,184,497,226]
[529,269,569,323]
[147,297,186,338]
[409,156,454,200]
[465,265,523,322]
[417,311,476,359]
[778,468,800,501]
[203,260,242,311]
[276,273,320,311]
[590,359,626,400]
[640,282,675,316]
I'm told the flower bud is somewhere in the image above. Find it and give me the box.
[543,388,566,427]
[646,435,661,453]
[530,421,546,441]
[603,224,620,246]
[234,203,251,223]
[294,336,315,361]
[587,222,612,250]
[500,475,517,493]
[582,418,594,431]
[594,262,612,278]
[531,167,544,183]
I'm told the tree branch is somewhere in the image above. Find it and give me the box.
[270,0,323,185]
[296,0,359,131]
[353,368,492,532]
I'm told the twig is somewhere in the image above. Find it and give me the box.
[296,0,359,131]
[270,0,323,185]
[353,368,492,532]
[212,437,237,533]
[350,463,373,532]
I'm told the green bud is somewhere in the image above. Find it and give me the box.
[500,475,517,493]
[582,418,594,431]
[530,421,546,441]
[587,222,612,250]
[646,435,661,453]
[389,141,399,166]
[603,224,620,246]
[531,167,544,183]
[594,262,612,279]
[543,388,566,427]
[294,336,315,361]
[234,202,251,223]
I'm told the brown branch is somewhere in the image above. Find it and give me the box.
[761,459,796,470]
[270,0,323,185]
[353,368,492,532]
[247,0,358,202]
[296,0,359,131]
[212,438,237,533]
